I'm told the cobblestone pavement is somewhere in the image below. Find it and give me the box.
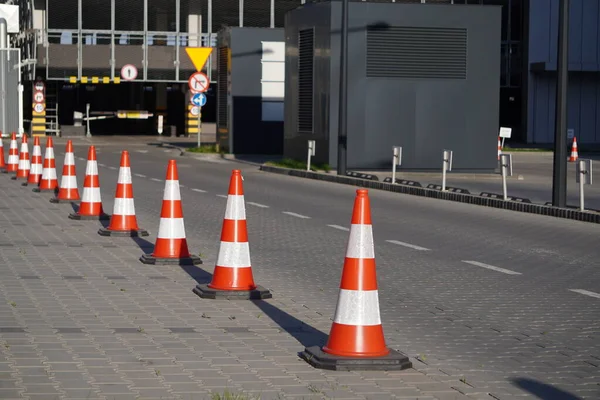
[0,137,597,400]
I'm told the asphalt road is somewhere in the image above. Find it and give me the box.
[48,137,600,399]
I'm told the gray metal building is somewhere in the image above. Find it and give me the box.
[526,0,600,146]
[284,1,501,170]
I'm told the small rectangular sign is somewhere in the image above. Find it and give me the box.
[499,127,512,138]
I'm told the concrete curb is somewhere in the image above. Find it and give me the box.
[259,165,600,224]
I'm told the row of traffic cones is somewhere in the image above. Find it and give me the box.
[1,136,412,372]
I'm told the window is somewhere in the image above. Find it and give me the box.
[148,0,176,31]
[115,0,144,31]
[244,0,271,28]
[48,0,78,29]
[82,0,112,30]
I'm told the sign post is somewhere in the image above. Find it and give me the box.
[392,146,402,184]
[86,103,91,137]
[576,159,593,211]
[157,115,163,135]
[307,140,316,171]
[190,92,207,147]
[442,149,453,191]
[499,153,513,201]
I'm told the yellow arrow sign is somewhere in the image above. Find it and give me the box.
[185,47,213,72]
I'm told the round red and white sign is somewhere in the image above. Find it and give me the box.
[33,103,45,113]
[190,106,200,116]
[120,64,138,81]
[34,81,45,91]
[33,92,44,103]
[188,72,209,93]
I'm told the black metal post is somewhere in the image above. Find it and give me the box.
[552,0,569,207]
[336,0,349,176]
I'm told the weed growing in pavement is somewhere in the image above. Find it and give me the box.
[210,389,256,400]
[187,144,225,154]
[265,158,331,172]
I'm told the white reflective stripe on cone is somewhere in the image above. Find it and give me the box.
[85,160,98,176]
[41,169,57,180]
[332,289,382,326]
[9,143,17,149]
[30,165,43,174]
[345,224,375,259]
[45,148,54,159]
[7,156,18,163]
[64,152,75,165]
[32,147,41,156]
[216,241,251,268]
[157,217,186,239]
[18,160,30,169]
[224,195,246,221]
[117,167,132,184]
[113,197,136,216]
[60,175,77,189]
[19,144,28,153]
[82,187,102,203]
[163,180,181,201]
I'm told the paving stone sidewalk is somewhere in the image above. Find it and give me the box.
[0,173,471,399]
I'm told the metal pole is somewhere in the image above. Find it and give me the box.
[552,0,569,207]
[336,0,349,176]
[270,0,275,28]
[579,163,585,211]
[502,160,508,201]
[197,107,201,148]
[392,160,397,184]
[86,103,91,137]
[307,146,311,171]
[441,159,447,192]
[0,18,7,139]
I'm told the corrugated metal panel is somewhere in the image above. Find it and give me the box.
[298,28,314,133]
[217,46,228,128]
[366,26,467,79]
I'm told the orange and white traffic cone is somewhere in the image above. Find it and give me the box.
[569,137,579,162]
[98,150,148,237]
[3,133,19,173]
[497,137,502,161]
[300,189,412,371]
[33,137,59,193]
[0,135,6,171]
[11,135,30,181]
[23,137,42,186]
[69,146,109,220]
[50,140,80,203]
[193,169,271,300]
[140,160,201,265]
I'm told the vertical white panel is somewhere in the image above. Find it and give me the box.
[261,41,286,121]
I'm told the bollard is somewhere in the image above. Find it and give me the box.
[499,153,513,201]
[392,146,402,184]
[576,159,593,211]
[307,140,315,171]
[441,150,453,192]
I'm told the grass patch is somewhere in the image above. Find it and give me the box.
[210,390,258,400]
[265,158,331,172]
[503,146,553,153]
[186,144,224,154]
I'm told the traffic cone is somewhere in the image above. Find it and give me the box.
[69,146,109,220]
[3,133,18,173]
[497,137,502,161]
[50,140,80,203]
[193,169,271,300]
[140,160,202,265]
[300,189,412,371]
[11,135,30,181]
[33,137,59,193]
[23,137,42,186]
[98,150,148,237]
[569,137,579,162]
[0,135,6,171]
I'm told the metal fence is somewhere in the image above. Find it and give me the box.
[0,48,21,138]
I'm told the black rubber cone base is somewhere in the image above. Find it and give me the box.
[140,254,202,266]
[10,176,25,181]
[1,170,12,174]
[300,346,412,371]
[98,227,149,237]
[193,284,272,300]
[50,197,79,204]
[69,212,110,221]
[33,187,57,193]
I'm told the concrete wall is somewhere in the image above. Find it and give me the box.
[285,2,501,171]
[219,27,285,154]
[527,0,600,145]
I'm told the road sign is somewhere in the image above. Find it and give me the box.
[190,106,200,116]
[33,92,44,103]
[185,47,213,72]
[191,93,207,107]
[499,127,512,139]
[33,103,45,113]
[120,64,138,81]
[34,81,44,92]
[188,72,209,93]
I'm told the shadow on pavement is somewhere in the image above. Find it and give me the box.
[251,299,329,349]
[511,378,584,400]
[131,236,154,254]
[179,264,212,285]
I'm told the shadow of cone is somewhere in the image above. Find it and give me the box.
[50,140,80,203]
[98,150,148,237]
[193,169,271,300]
[33,137,59,193]
[300,189,412,371]
[69,146,109,221]
[140,160,201,265]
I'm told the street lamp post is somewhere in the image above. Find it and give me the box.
[336,0,349,176]
[551,0,569,207]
